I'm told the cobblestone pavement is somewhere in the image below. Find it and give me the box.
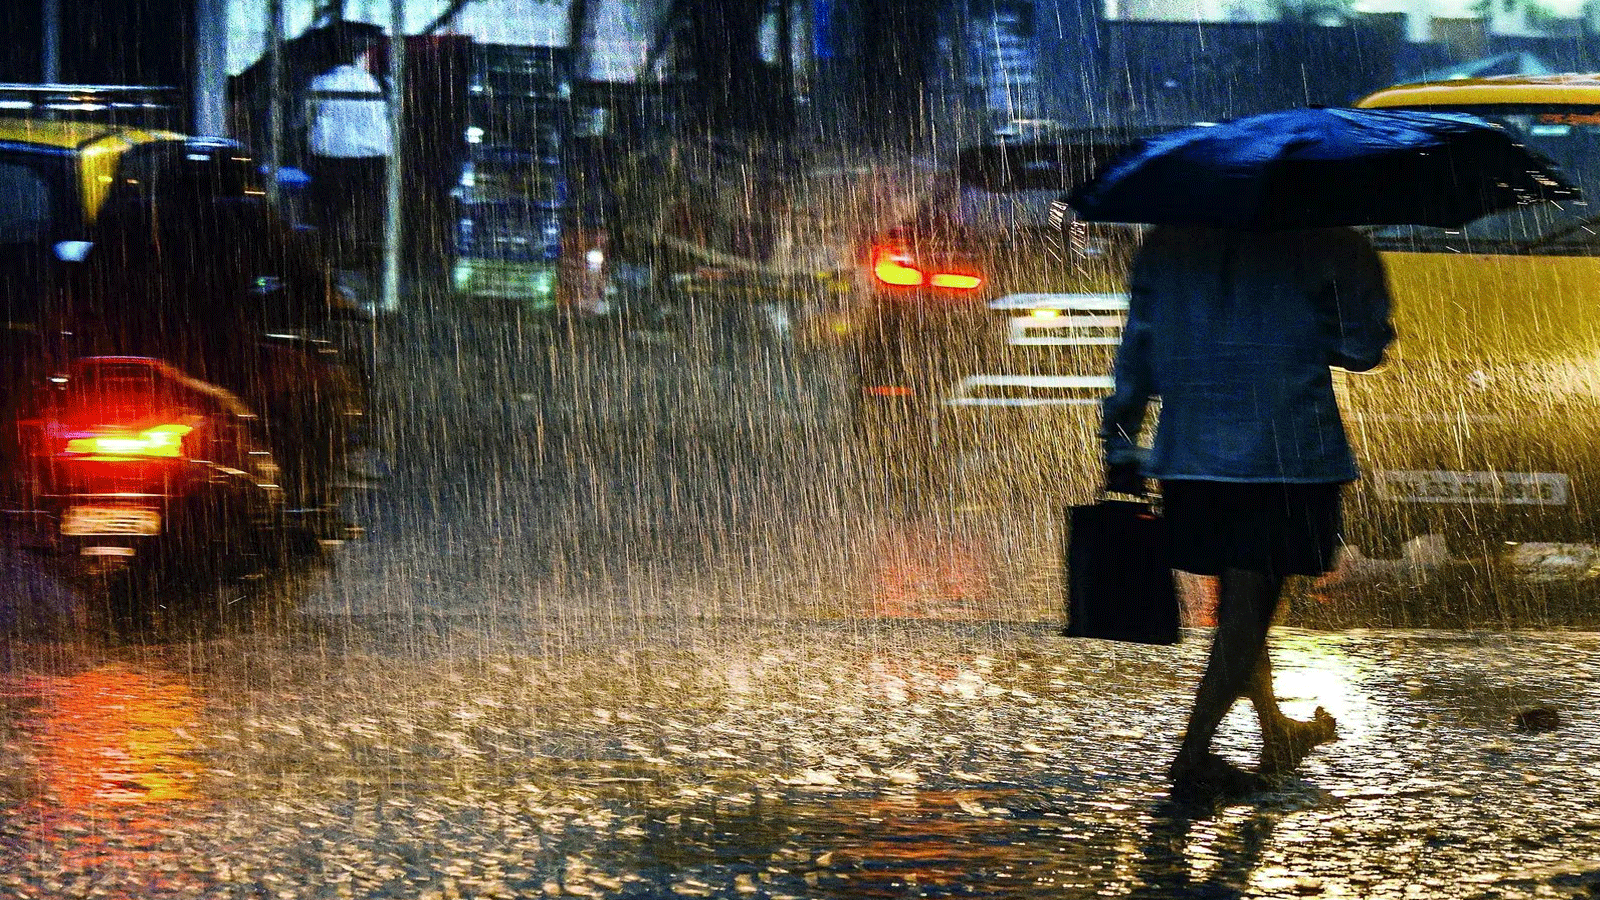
[2,622,1599,899]
[3,305,1598,898]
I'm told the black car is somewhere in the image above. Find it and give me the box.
[851,131,1159,478]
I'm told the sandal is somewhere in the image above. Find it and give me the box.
[1259,706,1338,777]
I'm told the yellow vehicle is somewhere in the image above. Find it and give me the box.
[1,118,195,376]
[1345,76,1600,558]
[0,118,187,239]
[0,116,272,326]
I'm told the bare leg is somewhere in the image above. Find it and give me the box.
[1170,568,1280,793]
[1246,651,1289,733]
[1249,649,1337,776]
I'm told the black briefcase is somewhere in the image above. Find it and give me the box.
[1062,499,1180,645]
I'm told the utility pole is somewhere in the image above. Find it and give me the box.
[266,0,287,206]
[568,0,593,79]
[194,0,230,135]
[380,2,405,314]
[42,0,61,83]
[778,0,796,136]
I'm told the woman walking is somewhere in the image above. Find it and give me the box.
[1101,224,1394,798]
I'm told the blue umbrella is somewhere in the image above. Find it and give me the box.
[1065,107,1580,229]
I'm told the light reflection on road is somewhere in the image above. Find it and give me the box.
[4,623,1595,898]
[4,659,212,899]
[1265,636,1380,746]
[29,663,203,805]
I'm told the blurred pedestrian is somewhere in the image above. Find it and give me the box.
[306,41,391,263]
[1101,225,1394,799]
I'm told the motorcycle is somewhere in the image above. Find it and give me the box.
[10,353,281,584]
[4,332,363,601]
[0,131,372,619]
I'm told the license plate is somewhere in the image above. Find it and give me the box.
[60,506,162,536]
[1373,470,1569,506]
[992,293,1128,348]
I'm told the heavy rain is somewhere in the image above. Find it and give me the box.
[2,1,1600,898]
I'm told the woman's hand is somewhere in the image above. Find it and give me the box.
[1104,461,1147,497]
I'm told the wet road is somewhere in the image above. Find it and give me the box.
[4,302,1600,898]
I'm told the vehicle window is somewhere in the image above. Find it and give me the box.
[942,139,1144,231]
[0,159,59,244]
[107,141,263,207]
[457,151,566,205]
[1368,105,1600,255]
[954,184,1062,229]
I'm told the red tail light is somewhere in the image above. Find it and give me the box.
[871,246,983,292]
[62,423,193,459]
[873,248,926,286]
[44,360,209,462]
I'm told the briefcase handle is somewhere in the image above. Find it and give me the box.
[1098,487,1162,512]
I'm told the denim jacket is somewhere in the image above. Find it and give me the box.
[1101,226,1394,483]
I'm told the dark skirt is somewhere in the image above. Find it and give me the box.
[1160,479,1344,578]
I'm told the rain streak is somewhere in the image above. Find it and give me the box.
[3,2,1600,899]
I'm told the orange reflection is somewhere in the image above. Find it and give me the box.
[863,525,994,618]
[29,663,203,806]
[1177,572,1219,627]
[788,791,1126,896]
[5,660,217,898]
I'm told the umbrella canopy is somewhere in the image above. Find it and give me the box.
[233,20,386,96]
[1066,107,1581,230]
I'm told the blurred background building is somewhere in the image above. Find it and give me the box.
[6,0,1597,140]
[3,0,1595,314]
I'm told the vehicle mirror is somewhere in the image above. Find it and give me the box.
[54,241,93,263]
